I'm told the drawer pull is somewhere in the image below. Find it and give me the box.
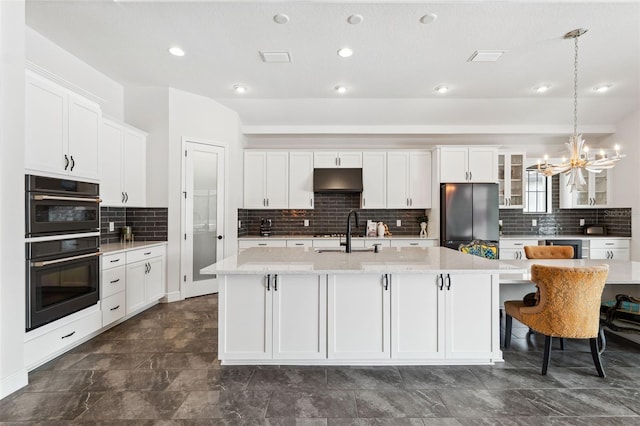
[258,243,267,246]
[110,259,120,263]
[295,243,304,246]
[61,331,76,339]
[110,305,120,311]
[110,279,120,284]
[144,252,152,255]
[410,243,419,246]
[605,243,614,246]
[514,243,523,246]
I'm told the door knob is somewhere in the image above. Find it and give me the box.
[217,235,223,240]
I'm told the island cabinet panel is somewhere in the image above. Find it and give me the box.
[327,274,391,360]
[391,274,444,359]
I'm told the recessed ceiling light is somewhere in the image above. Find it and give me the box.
[273,13,289,24]
[594,84,612,93]
[534,85,550,93]
[420,13,437,24]
[233,85,247,94]
[337,47,353,58]
[168,46,185,57]
[335,85,347,94]
[434,85,448,94]
[347,14,364,25]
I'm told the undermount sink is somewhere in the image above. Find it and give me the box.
[314,247,375,253]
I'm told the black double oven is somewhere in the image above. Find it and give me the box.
[25,175,102,331]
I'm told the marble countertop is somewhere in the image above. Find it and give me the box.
[500,235,630,240]
[500,258,640,284]
[239,235,439,240]
[201,246,524,275]
[101,241,167,254]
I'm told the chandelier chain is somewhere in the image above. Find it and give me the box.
[573,35,579,138]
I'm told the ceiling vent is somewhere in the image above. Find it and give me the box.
[260,51,292,63]
[468,50,505,62]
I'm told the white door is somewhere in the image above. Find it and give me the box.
[182,141,225,298]
[362,152,387,208]
[409,151,432,208]
[99,120,124,206]
[123,128,146,207]
[243,151,267,208]
[439,148,469,182]
[125,261,146,314]
[386,152,410,208]
[145,256,165,303]
[289,151,314,209]
[468,148,498,182]
[67,95,100,180]
[265,152,289,208]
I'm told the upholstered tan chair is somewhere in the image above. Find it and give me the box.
[504,264,609,377]
[524,245,574,259]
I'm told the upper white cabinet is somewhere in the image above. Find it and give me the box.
[244,151,289,209]
[100,119,147,207]
[439,147,497,183]
[289,151,314,209]
[498,152,525,209]
[387,151,432,209]
[26,71,101,180]
[314,152,362,168]
[560,169,612,209]
[362,152,387,209]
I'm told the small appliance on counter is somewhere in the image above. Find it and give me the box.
[260,218,272,237]
[585,224,607,236]
[121,226,134,242]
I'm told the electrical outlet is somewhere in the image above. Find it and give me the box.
[498,220,503,226]
[580,218,585,226]
[304,219,309,227]
[396,220,401,227]
[109,222,114,232]
[532,219,537,227]
[238,220,242,229]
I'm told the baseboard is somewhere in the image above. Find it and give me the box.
[163,291,182,303]
[0,368,28,400]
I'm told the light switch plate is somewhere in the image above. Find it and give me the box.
[580,218,585,226]
[304,219,309,227]
[396,220,401,227]
[532,219,537,227]
[238,220,242,229]
[109,222,114,232]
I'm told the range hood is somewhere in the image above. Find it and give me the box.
[313,168,363,193]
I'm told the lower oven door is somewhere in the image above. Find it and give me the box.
[27,251,101,331]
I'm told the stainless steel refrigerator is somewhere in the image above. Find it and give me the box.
[440,183,499,250]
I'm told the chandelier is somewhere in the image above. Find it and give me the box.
[537,28,624,192]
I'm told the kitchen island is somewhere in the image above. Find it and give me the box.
[201,247,524,366]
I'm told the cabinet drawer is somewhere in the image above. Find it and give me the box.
[500,239,539,249]
[126,245,166,263]
[286,239,313,248]
[102,291,126,326]
[239,240,287,249]
[590,239,629,249]
[102,266,126,298]
[390,239,436,248]
[24,309,101,369]
[102,252,125,270]
[365,239,392,248]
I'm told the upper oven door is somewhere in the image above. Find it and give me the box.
[26,193,101,237]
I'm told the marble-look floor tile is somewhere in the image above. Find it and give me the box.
[0,391,103,421]
[86,369,178,391]
[470,366,566,389]
[267,390,357,418]
[66,353,152,370]
[328,419,425,425]
[399,366,485,389]
[77,391,188,420]
[172,390,270,420]
[167,368,255,391]
[546,367,635,389]
[517,388,633,417]
[355,389,449,418]
[138,353,220,370]
[26,370,104,392]
[265,418,328,426]
[249,367,327,390]
[32,353,89,372]
[326,367,402,390]
[437,389,539,418]
[596,388,640,416]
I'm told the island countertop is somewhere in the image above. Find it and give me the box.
[201,246,525,275]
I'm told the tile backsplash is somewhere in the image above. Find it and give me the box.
[101,207,168,244]
[238,192,430,237]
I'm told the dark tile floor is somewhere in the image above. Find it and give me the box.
[2,295,640,425]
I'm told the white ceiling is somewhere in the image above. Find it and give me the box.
[25,0,640,148]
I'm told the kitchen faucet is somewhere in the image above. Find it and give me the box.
[342,209,359,253]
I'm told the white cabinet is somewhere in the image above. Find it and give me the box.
[244,151,289,209]
[125,245,166,314]
[560,169,613,209]
[238,239,287,253]
[327,274,390,360]
[499,239,540,260]
[100,119,147,207]
[389,239,437,248]
[26,71,101,180]
[439,147,497,183]
[286,239,313,248]
[289,151,314,209]
[362,152,387,209]
[387,151,432,208]
[589,239,630,260]
[498,152,525,209]
[314,152,362,168]
[101,252,126,326]
[219,274,326,361]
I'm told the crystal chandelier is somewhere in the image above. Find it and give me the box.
[537,28,624,192]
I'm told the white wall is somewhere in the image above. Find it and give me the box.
[0,0,28,399]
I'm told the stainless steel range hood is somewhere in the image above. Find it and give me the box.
[313,168,363,193]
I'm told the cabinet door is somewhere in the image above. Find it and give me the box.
[499,248,525,260]
[468,148,497,182]
[591,169,610,207]
[265,152,289,208]
[391,274,443,359]
[219,275,272,360]
[409,151,432,208]
[145,257,165,302]
[314,152,339,168]
[386,152,410,208]
[439,148,469,182]
[327,274,390,360]
[362,152,387,209]
[125,261,146,314]
[289,152,314,209]
[273,274,326,360]
[444,273,494,360]
[590,248,629,261]
[338,152,363,168]
[25,73,67,175]
[123,128,146,207]
[99,120,124,206]
[244,152,267,208]
[67,95,100,180]
[507,153,524,208]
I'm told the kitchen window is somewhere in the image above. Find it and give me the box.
[523,168,552,214]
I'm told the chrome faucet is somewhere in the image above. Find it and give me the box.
[343,209,359,253]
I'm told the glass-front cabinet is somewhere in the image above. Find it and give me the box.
[559,168,611,208]
[498,152,524,209]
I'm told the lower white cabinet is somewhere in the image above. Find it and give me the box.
[389,239,437,248]
[589,239,630,260]
[499,239,540,260]
[125,246,166,314]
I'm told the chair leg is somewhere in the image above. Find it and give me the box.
[560,337,565,350]
[542,335,552,375]
[598,326,607,355]
[504,314,513,348]
[590,337,606,378]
